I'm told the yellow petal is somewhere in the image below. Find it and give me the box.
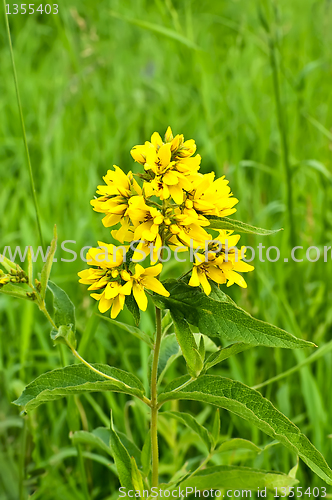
[143,263,163,276]
[224,270,247,288]
[142,276,170,296]
[121,280,133,295]
[169,184,184,205]
[163,171,179,186]
[133,283,148,311]
[158,143,171,167]
[134,264,146,278]
[151,132,163,149]
[111,294,125,318]
[234,261,255,273]
[164,126,173,142]
[199,272,211,295]
[99,295,113,313]
[189,266,200,287]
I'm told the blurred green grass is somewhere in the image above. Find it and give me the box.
[1,0,332,498]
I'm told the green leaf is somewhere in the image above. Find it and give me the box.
[70,428,113,456]
[198,335,205,361]
[217,438,262,454]
[110,11,200,50]
[125,293,140,326]
[13,364,146,412]
[130,456,144,493]
[51,325,77,350]
[206,216,282,235]
[180,465,297,491]
[27,246,33,286]
[40,225,57,300]
[0,254,19,273]
[0,284,34,301]
[158,333,180,380]
[97,315,152,347]
[153,280,314,349]
[47,280,76,331]
[170,310,203,377]
[117,431,142,468]
[141,431,151,477]
[162,410,212,452]
[161,310,173,336]
[203,342,252,372]
[109,413,133,490]
[159,375,332,485]
[211,409,220,445]
[71,427,142,467]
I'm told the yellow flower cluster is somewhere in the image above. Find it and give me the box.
[78,127,254,318]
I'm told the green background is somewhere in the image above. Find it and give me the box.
[1,0,332,498]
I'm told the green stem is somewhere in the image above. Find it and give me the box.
[18,417,27,500]
[3,0,44,249]
[268,15,296,248]
[151,306,162,488]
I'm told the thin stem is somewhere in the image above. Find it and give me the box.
[40,304,57,330]
[151,306,162,488]
[3,0,44,248]
[184,450,213,483]
[18,417,27,500]
[267,12,296,248]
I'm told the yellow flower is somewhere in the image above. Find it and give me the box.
[90,281,132,319]
[188,232,254,295]
[125,263,170,311]
[187,172,238,217]
[90,166,142,228]
[78,242,131,318]
[167,206,211,249]
[131,127,201,205]
[130,204,164,262]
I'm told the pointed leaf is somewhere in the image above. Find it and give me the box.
[158,333,180,380]
[70,428,112,456]
[0,284,34,301]
[130,457,144,493]
[98,315,152,347]
[162,410,212,452]
[47,280,76,331]
[180,465,297,491]
[198,335,205,361]
[109,414,133,489]
[203,342,252,372]
[217,438,261,454]
[141,431,151,477]
[211,409,220,445]
[40,226,57,300]
[153,280,314,349]
[171,310,203,377]
[13,364,146,412]
[159,375,332,485]
[206,216,282,235]
[0,254,21,272]
[125,293,140,326]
